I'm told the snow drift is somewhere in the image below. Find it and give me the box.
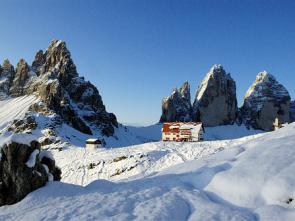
[1,122,294,220]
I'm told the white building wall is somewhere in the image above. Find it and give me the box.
[86,143,102,150]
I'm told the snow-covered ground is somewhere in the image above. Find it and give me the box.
[1,96,295,220]
[0,95,38,133]
[50,134,262,186]
[1,121,295,220]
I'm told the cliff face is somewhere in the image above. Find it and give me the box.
[0,40,118,136]
[192,65,238,126]
[290,101,295,123]
[239,71,291,131]
[0,59,15,99]
[160,82,192,122]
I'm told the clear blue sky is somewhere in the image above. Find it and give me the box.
[1,0,295,125]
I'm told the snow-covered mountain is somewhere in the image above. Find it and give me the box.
[239,71,291,131]
[0,40,118,141]
[1,121,294,220]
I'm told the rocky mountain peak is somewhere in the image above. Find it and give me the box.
[0,40,118,137]
[239,71,290,131]
[160,82,192,122]
[10,59,30,96]
[0,59,15,99]
[42,40,78,86]
[192,64,237,126]
[210,64,224,72]
[32,50,45,74]
[179,81,190,102]
[1,59,15,76]
[244,71,289,101]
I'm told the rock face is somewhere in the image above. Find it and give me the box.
[290,101,295,123]
[10,59,30,96]
[0,140,61,206]
[192,65,238,126]
[0,59,15,99]
[0,40,118,136]
[160,82,192,122]
[239,71,290,131]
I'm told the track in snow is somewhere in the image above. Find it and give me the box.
[0,96,38,133]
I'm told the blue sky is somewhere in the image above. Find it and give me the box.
[1,0,295,125]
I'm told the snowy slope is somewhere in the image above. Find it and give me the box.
[1,123,294,220]
[47,124,262,186]
[0,95,38,133]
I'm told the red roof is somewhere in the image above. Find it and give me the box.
[162,122,202,133]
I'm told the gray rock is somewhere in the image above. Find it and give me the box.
[10,59,30,96]
[289,100,295,122]
[8,115,38,133]
[0,140,61,206]
[160,81,192,122]
[0,59,15,99]
[31,50,45,75]
[239,71,290,131]
[192,65,238,126]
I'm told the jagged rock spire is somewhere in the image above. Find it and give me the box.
[1,59,15,78]
[179,81,190,102]
[0,59,15,99]
[31,50,45,74]
[239,71,290,131]
[160,81,192,122]
[192,64,238,126]
[42,40,78,86]
[10,59,30,96]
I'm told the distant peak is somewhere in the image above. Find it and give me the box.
[2,59,12,67]
[49,39,66,48]
[210,64,224,72]
[256,71,276,82]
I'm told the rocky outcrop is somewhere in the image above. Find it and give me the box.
[0,40,118,137]
[192,65,238,126]
[0,140,61,206]
[239,71,290,131]
[31,50,45,75]
[10,59,30,96]
[160,82,192,122]
[289,100,295,123]
[0,59,15,99]
[8,115,38,133]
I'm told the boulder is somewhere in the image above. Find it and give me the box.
[0,140,61,206]
[192,65,238,126]
[8,115,38,133]
[160,81,192,122]
[239,71,290,131]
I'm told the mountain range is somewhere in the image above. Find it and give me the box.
[161,65,293,131]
